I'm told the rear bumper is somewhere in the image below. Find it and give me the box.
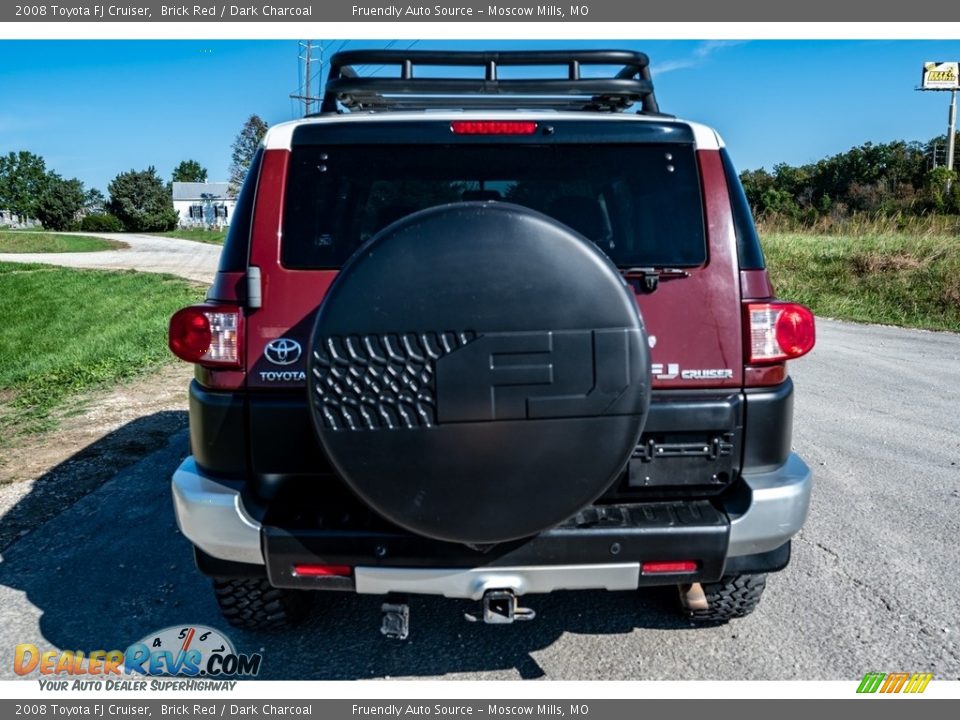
[171,453,811,596]
[354,564,641,600]
[728,453,812,557]
[171,459,262,566]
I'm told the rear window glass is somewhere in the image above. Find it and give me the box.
[281,144,705,269]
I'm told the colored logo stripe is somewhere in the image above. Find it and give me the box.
[857,672,886,693]
[904,673,933,694]
[857,672,932,694]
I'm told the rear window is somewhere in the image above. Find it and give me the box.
[281,143,705,269]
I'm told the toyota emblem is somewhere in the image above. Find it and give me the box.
[264,338,302,366]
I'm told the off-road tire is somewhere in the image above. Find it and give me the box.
[212,578,312,630]
[685,574,767,624]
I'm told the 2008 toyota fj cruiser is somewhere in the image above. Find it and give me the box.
[168,50,815,637]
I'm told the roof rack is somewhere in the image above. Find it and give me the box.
[319,50,661,115]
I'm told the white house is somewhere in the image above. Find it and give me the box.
[172,182,236,229]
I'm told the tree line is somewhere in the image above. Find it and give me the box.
[740,133,960,223]
[0,115,268,232]
[9,119,953,233]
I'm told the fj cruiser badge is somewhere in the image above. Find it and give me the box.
[652,363,733,380]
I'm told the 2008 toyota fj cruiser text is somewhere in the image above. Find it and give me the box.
[168,50,815,638]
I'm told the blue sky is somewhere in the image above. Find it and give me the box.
[0,39,957,192]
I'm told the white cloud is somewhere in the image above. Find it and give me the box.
[653,40,747,75]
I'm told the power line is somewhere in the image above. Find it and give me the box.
[289,40,324,116]
[362,40,417,77]
[291,39,422,115]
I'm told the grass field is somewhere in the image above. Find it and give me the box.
[152,229,227,245]
[0,263,204,440]
[762,233,960,333]
[0,230,126,253]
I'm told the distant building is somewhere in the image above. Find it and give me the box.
[0,209,39,228]
[172,182,236,229]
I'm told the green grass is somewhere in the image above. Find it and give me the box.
[152,229,227,245]
[0,263,204,439]
[762,233,960,333]
[0,230,126,253]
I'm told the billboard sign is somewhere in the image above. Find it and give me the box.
[922,61,959,89]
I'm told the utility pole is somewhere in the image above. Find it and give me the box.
[919,61,960,193]
[304,40,313,115]
[290,41,323,116]
[947,88,957,173]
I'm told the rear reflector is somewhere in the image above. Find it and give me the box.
[451,121,538,135]
[292,564,353,577]
[642,560,698,574]
[169,305,242,367]
[746,302,816,363]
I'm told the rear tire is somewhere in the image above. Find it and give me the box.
[212,578,312,630]
[684,574,767,624]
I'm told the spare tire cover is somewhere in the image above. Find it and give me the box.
[309,202,651,544]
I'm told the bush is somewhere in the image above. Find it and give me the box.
[107,167,179,232]
[79,213,124,232]
[34,175,85,231]
[922,168,959,213]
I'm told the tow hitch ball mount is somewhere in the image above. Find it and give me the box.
[382,590,536,639]
[466,590,537,624]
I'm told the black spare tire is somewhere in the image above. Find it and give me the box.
[308,202,651,544]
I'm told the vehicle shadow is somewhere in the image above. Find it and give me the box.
[0,414,697,681]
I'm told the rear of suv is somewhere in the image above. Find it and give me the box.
[168,50,815,636]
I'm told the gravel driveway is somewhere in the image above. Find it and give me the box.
[0,232,220,283]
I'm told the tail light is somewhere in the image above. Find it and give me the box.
[169,305,243,368]
[450,121,538,135]
[745,302,816,363]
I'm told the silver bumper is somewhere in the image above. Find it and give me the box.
[727,452,812,557]
[171,458,263,566]
[171,452,812,585]
[353,564,640,599]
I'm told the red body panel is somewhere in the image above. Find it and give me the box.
[740,269,775,300]
[637,150,742,390]
[246,149,335,391]
[243,146,747,393]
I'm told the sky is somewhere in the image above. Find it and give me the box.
[0,38,958,193]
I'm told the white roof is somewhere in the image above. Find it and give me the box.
[262,112,724,152]
[172,182,233,201]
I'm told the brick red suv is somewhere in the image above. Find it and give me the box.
[168,50,815,636]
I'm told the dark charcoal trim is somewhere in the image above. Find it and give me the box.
[742,378,794,473]
[216,148,262,273]
[189,380,248,478]
[723,541,791,575]
[720,148,766,271]
[291,120,694,147]
[263,500,729,589]
[206,387,754,500]
[194,547,265,579]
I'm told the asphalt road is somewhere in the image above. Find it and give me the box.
[1,319,958,681]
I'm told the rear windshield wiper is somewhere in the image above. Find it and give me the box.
[620,267,691,293]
